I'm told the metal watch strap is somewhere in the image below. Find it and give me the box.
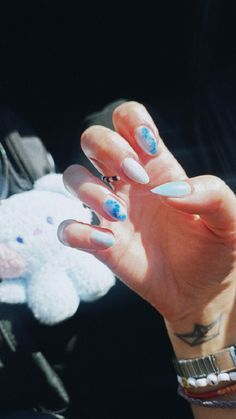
[173,345,236,379]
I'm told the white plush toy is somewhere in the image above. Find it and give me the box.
[0,173,116,325]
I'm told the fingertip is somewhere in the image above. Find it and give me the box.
[57,220,116,251]
[57,219,78,246]
[63,164,90,196]
[63,164,79,194]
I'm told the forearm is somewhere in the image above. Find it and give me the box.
[192,403,236,418]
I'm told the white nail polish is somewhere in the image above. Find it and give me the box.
[121,157,149,184]
[90,231,115,248]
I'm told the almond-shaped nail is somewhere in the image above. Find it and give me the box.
[103,197,127,221]
[90,230,115,248]
[150,181,191,197]
[57,219,76,245]
[63,164,83,196]
[121,157,149,184]
[134,126,158,156]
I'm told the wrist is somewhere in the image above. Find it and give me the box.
[164,297,236,359]
[166,300,236,401]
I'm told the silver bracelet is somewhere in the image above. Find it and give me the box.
[173,344,236,380]
[178,384,236,408]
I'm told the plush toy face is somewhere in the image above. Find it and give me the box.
[0,174,116,325]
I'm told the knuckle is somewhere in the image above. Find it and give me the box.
[203,175,231,210]
[206,175,226,191]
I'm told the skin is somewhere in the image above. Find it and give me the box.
[59,101,236,418]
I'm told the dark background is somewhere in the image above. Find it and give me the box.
[0,1,236,418]
[0,0,204,169]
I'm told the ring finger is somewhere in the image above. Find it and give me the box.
[81,125,150,187]
[63,164,128,222]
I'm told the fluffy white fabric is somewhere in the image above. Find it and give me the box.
[0,173,116,324]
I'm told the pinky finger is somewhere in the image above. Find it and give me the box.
[57,220,115,251]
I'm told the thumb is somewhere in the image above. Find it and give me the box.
[151,175,236,236]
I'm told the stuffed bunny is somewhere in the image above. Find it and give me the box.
[0,173,116,325]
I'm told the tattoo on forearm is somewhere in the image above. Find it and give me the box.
[175,315,222,346]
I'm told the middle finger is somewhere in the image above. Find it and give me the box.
[81,125,150,186]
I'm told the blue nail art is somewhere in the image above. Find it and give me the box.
[135,126,158,155]
[104,199,127,221]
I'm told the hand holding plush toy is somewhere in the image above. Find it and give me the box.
[0,173,116,325]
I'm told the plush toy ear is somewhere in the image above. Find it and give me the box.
[34,173,73,198]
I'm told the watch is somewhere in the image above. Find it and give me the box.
[173,345,236,379]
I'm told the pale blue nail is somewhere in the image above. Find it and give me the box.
[150,181,191,197]
[103,198,127,221]
[135,126,158,156]
[90,231,115,247]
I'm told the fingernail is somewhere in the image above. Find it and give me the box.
[90,230,115,248]
[134,126,158,156]
[63,164,85,196]
[121,157,149,184]
[103,197,127,221]
[150,181,191,197]
[57,219,76,245]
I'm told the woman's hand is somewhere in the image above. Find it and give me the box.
[58,101,236,350]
